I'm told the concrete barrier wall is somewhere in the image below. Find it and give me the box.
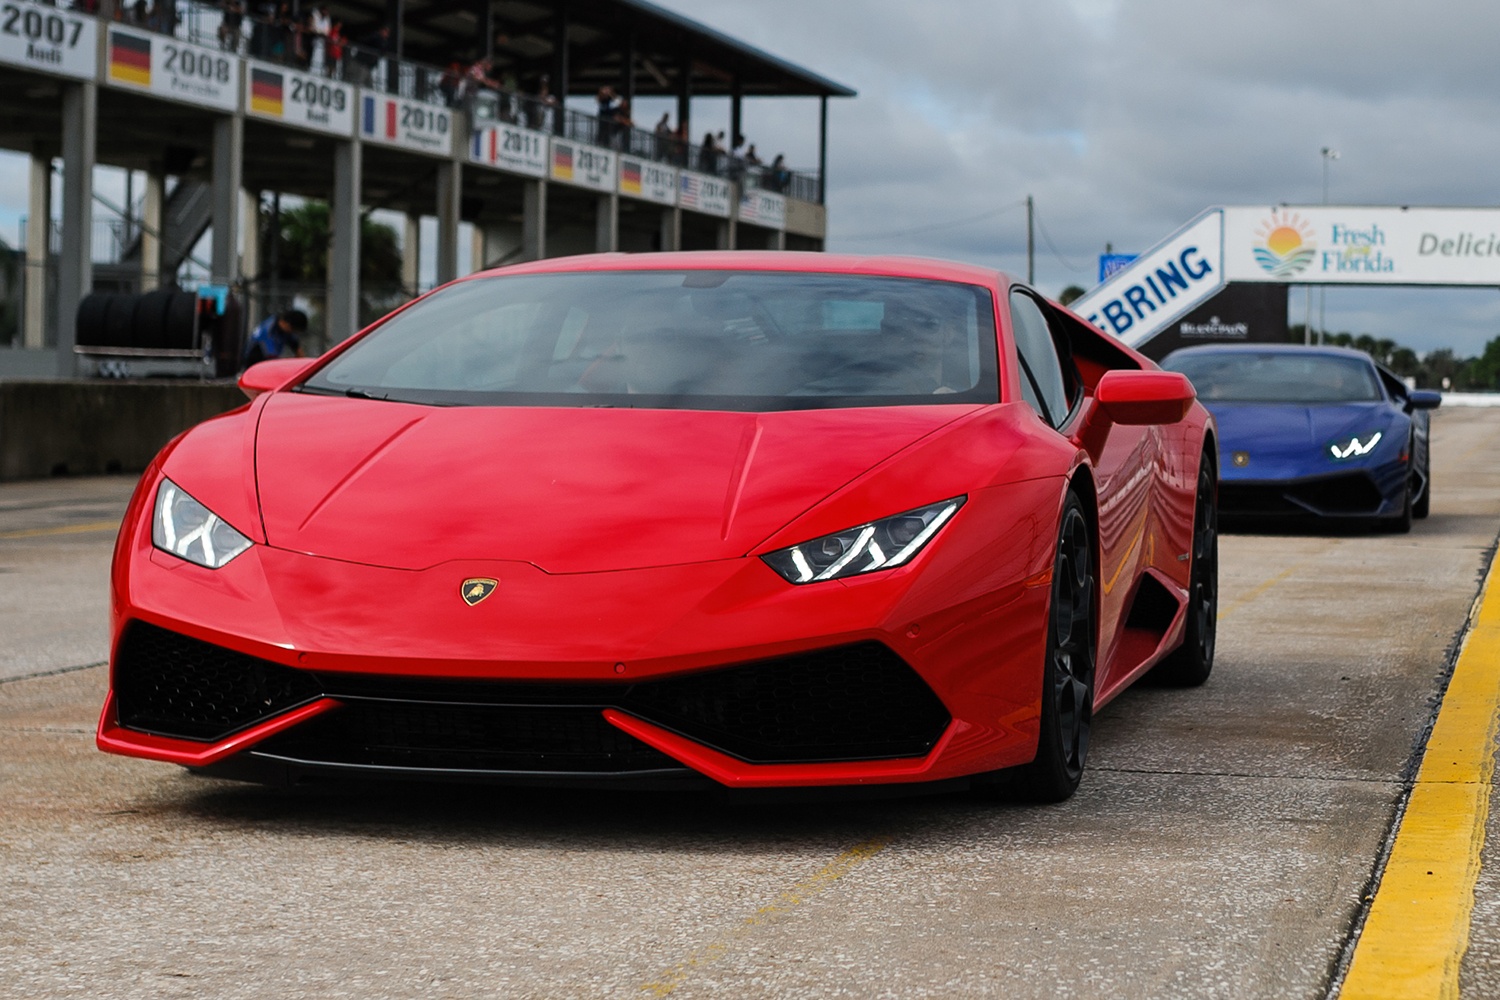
[0,380,247,481]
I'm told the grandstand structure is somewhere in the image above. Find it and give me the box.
[0,0,854,375]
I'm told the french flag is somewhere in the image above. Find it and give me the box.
[362,96,398,139]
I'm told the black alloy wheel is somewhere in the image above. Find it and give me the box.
[1413,445,1432,519]
[1380,435,1415,534]
[1015,490,1096,803]
[1152,456,1218,687]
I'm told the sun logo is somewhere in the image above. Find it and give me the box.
[1253,211,1317,277]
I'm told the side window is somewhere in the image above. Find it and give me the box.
[1009,291,1071,426]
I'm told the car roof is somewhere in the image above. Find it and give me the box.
[471,251,1009,289]
[1163,343,1377,365]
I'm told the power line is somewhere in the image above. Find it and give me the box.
[1031,203,1087,274]
[837,199,1028,243]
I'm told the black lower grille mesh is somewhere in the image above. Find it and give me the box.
[1222,472,1384,517]
[113,623,950,769]
[114,622,321,740]
[629,642,950,762]
[258,703,680,772]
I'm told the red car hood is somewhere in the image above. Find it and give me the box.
[254,393,977,572]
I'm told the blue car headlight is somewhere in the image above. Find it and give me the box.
[152,479,253,569]
[1328,431,1383,461]
[761,497,966,584]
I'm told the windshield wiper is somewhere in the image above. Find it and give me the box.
[344,387,390,400]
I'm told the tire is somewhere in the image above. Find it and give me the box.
[1413,453,1431,520]
[1380,450,1414,534]
[1014,490,1096,803]
[1151,457,1217,687]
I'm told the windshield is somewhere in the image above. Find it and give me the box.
[1163,351,1384,404]
[300,270,999,411]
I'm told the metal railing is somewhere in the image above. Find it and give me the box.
[76,0,825,202]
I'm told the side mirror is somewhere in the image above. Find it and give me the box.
[238,357,317,399]
[1407,389,1442,411]
[1095,370,1196,425]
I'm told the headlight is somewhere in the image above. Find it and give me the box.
[152,479,253,569]
[1328,431,1383,461]
[761,497,966,584]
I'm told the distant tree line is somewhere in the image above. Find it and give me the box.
[1288,324,1500,391]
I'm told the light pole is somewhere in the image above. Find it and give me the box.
[1318,147,1339,344]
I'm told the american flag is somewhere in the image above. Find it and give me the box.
[680,172,702,209]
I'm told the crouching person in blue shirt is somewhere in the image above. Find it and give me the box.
[242,309,308,368]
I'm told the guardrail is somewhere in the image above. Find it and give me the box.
[101,0,824,201]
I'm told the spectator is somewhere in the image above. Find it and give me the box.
[653,112,672,160]
[218,0,244,51]
[325,21,345,77]
[766,153,790,193]
[611,98,633,150]
[127,0,146,26]
[353,25,392,87]
[595,85,617,146]
[145,0,175,35]
[307,4,331,73]
[697,131,719,174]
[439,60,464,106]
[525,75,558,130]
[744,144,762,166]
[242,309,307,368]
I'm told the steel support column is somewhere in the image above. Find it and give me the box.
[211,114,244,287]
[234,188,256,296]
[659,206,680,252]
[818,96,828,204]
[57,81,96,375]
[436,160,462,284]
[23,151,49,349]
[328,139,363,344]
[522,179,546,260]
[402,213,420,295]
[595,192,618,253]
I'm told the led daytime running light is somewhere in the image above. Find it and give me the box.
[762,497,966,585]
[1329,431,1382,460]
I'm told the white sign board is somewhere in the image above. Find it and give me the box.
[1223,206,1500,285]
[738,188,786,229]
[106,27,238,111]
[618,156,676,205]
[469,123,548,178]
[0,2,97,80]
[359,93,453,156]
[1072,210,1224,346]
[244,60,354,136]
[549,139,615,192]
[678,170,732,218]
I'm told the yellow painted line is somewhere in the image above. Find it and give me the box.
[640,836,890,996]
[0,519,119,540]
[1339,555,1500,999]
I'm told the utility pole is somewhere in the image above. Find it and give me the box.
[1026,194,1034,285]
[1319,147,1339,345]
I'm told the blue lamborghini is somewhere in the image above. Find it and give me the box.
[1160,344,1440,532]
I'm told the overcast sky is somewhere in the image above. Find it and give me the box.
[5,0,1500,356]
[642,0,1500,357]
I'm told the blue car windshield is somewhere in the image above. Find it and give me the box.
[299,271,1000,412]
[1163,352,1383,403]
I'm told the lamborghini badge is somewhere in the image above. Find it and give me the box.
[461,578,498,606]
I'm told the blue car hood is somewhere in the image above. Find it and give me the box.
[1209,401,1401,479]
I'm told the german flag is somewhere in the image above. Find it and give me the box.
[620,160,642,195]
[250,68,284,117]
[552,144,573,181]
[108,31,151,88]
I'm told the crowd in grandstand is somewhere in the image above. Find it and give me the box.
[71,0,797,190]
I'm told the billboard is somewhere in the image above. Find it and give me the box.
[1223,206,1500,285]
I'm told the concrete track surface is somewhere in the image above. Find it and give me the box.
[2,408,1499,999]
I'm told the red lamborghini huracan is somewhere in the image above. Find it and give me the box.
[98,252,1217,801]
